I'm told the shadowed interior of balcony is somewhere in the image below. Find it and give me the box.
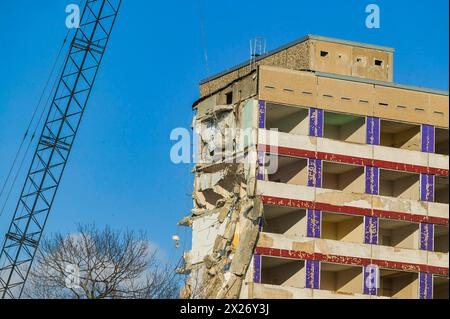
[268,156,308,186]
[435,128,449,155]
[435,176,449,204]
[433,276,449,299]
[379,169,420,201]
[379,219,419,250]
[434,225,449,253]
[260,256,305,288]
[262,204,307,237]
[380,120,421,151]
[322,161,365,192]
[378,269,418,299]
[265,103,309,135]
[323,111,366,144]
[321,212,364,244]
[320,263,363,295]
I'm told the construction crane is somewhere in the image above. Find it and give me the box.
[0,0,122,299]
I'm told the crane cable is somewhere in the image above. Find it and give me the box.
[0,29,72,218]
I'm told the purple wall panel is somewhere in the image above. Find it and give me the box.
[306,260,320,289]
[258,100,266,129]
[363,265,378,296]
[365,166,379,195]
[364,216,379,244]
[253,254,261,283]
[366,116,380,145]
[421,124,435,153]
[420,223,434,251]
[308,159,322,187]
[307,209,321,238]
[419,272,433,299]
[309,108,323,137]
[420,174,435,202]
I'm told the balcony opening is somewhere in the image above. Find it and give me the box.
[380,120,421,151]
[434,225,449,254]
[378,270,418,299]
[379,169,420,201]
[435,128,449,155]
[435,176,449,204]
[433,276,449,299]
[321,212,364,244]
[379,219,419,250]
[320,263,363,295]
[323,111,366,144]
[268,156,308,186]
[260,256,305,289]
[266,103,309,135]
[322,162,365,193]
[262,204,307,238]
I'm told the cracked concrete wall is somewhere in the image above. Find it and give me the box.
[180,99,263,299]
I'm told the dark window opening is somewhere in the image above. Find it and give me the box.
[320,51,329,57]
[375,59,383,66]
[225,92,233,105]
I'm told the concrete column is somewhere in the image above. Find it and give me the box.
[363,265,378,296]
[366,116,380,145]
[307,159,322,187]
[421,124,435,153]
[364,216,379,244]
[305,260,320,289]
[420,223,434,251]
[365,166,379,195]
[253,254,261,283]
[307,209,321,238]
[419,272,433,299]
[309,108,323,137]
[258,100,266,129]
[420,173,435,202]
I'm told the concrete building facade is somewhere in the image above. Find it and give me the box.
[180,35,449,299]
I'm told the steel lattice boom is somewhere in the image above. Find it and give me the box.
[0,0,122,299]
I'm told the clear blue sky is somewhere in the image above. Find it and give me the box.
[0,0,448,258]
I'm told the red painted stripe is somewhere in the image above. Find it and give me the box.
[258,144,449,177]
[261,195,449,226]
[255,247,449,276]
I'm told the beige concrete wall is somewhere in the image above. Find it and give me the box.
[269,159,308,186]
[264,210,307,238]
[323,117,366,144]
[257,180,449,221]
[259,129,449,172]
[258,66,449,128]
[379,174,420,201]
[257,232,448,270]
[247,283,389,299]
[336,267,363,294]
[380,273,418,299]
[380,126,421,151]
[310,40,393,82]
[323,167,365,193]
[379,224,420,249]
[267,108,309,135]
[322,217,364,243]
[320,267,363,294]
[261,259,306,289]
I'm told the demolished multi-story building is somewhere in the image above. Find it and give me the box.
[180,35,449,299]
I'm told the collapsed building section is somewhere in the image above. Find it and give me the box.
[180,35,449,299]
